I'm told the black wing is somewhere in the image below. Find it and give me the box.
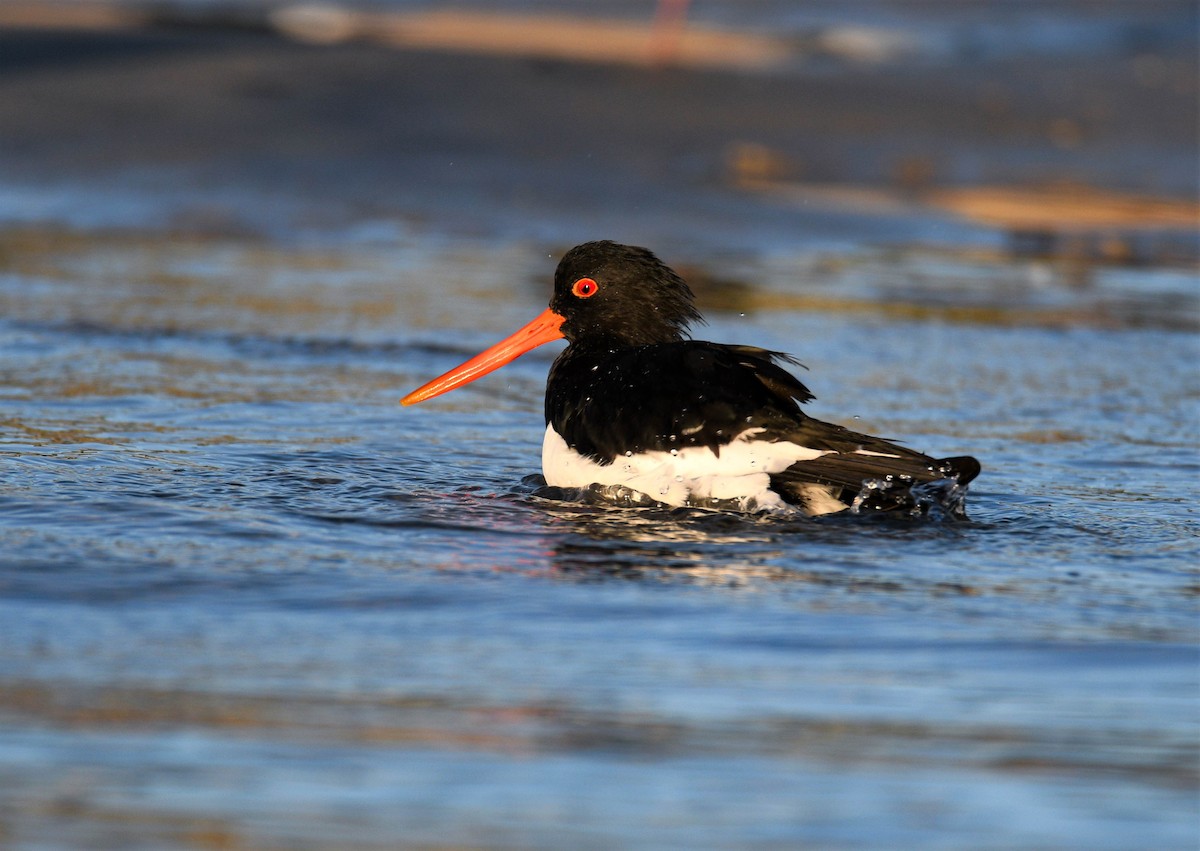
[771,431,980,491]
[546,341,819,462]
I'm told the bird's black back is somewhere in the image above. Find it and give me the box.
[546,339,980,512]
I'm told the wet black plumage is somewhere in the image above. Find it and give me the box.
[544,241,980,514]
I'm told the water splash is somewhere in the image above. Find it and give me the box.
[850,473,971,520]
[532,474,973,522]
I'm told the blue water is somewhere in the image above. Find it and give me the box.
[0,230,1196,848]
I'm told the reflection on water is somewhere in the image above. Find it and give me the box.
[0,229,1197,848]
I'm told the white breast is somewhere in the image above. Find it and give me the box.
[541,425,842,514]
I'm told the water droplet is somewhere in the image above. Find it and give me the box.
[624,451,633,457]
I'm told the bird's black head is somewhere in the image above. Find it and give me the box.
[549,241,704,347]
[400,240,703,407]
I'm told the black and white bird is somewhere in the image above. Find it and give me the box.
[403,240,980,516]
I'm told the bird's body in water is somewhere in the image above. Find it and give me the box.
[404,240,980,517]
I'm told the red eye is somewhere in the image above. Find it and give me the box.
[571,277,599,298]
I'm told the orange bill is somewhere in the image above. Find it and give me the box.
[401,308,566,406]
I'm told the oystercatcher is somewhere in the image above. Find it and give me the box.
[403,241,980,516]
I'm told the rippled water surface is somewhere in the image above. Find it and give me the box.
[1,229,1197,849]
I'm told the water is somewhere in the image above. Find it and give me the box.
[1,5,1197,844]
[1,229,1196,848]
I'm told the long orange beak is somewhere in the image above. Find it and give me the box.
[401,308,566,406]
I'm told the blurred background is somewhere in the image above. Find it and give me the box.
[1,0,1196,259]
[0,2,1197,849]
